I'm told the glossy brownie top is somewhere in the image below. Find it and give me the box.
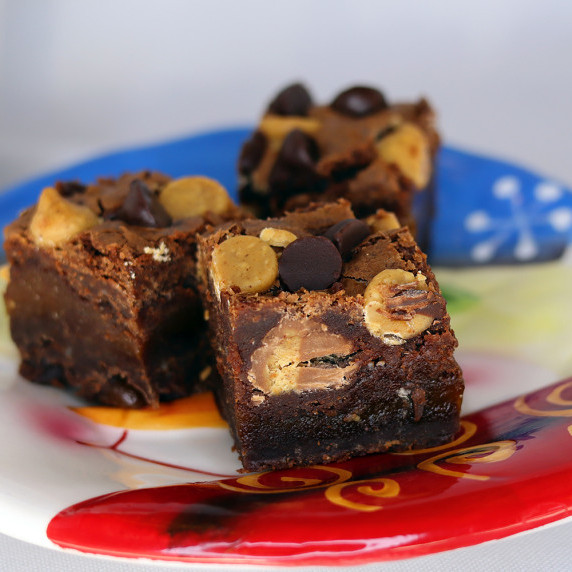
[4,171,241,262]
[199,200,446,348]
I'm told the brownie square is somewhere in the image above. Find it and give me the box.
[197,200,463,471]
[3,171,241,407]
[238,83,440,251]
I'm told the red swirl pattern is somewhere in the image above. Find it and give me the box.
[47,377,572,566]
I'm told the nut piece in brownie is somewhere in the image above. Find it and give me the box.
[3,172,241,407]
[197,200,463,472]
[238,82,440,250]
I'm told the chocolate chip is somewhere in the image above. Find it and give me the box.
[108,180,172,227]
[324,219,370,258]
[238,130,267,175]
[267,83,313,116]
[100,376,147,408]
[279,236,342,292]
[55,181,87,197]
[268,130,320,192]
[331,86,388,117]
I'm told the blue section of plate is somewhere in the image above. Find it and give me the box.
[435,146,572,265]
[1,127,571,265]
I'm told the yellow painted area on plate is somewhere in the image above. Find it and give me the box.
[436,261,572,377]
[71,391,227,430]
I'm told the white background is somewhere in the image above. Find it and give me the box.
[1,1,572,571]
[1,0,572,191]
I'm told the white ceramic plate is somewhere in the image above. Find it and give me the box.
[1,128,572,566]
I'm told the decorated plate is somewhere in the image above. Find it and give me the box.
[1,128,572,567]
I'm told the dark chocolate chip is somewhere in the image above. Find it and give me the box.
[267,82,313,116]
[55,181,87,197]
[238,130,267,175]
[100,376,147,408]
[279,236,342,292]
[268,129,320,192]
[331,86,388,117]
[107,179,172,227]
[324,219,370,258]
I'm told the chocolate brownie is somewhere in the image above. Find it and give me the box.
[238,83,440,250]
[197,200,463,471]
[3,171,241,407]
